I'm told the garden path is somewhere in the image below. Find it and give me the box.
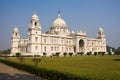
[0,63,43,80]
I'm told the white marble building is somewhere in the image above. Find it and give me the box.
[11,12,106,56]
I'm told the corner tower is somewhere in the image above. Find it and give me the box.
[27,12,42,54]
[28,12,41,34]
[97,27,105,39]
[97,27,106,52]
[11,27,20,54]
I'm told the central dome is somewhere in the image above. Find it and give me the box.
[51,12,67,29]
[52,17,67,27]
[49,11,69,35]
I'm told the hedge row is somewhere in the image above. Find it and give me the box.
[0,59,93,80]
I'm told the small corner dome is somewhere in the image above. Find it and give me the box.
[32,12,39,20]
[51,12,67,28]
[98,27,104,32]
[14,27,19,32]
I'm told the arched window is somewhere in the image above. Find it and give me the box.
[16,33,17,36]
[44,46,46,52]
[44,39,46,43]
[54,47,56,51]
[51,47,53,51]
[35,46,38,50]
[79,39,84,52]
[35,22,37,26]
[35,37,38,42]
[62,47,64,51]
[63,30,65,32]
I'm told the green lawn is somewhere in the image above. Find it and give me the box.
[10,55,120,80]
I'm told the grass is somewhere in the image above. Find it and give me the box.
[10,55,120,80]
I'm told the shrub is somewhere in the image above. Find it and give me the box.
[63,52,67,57]
[32,58,41,66]
[19,55,33,57]
[94,52,97,56]
[115,51,120,56]
[56,52,60,57]
[50,55,53,58]
[69,52,73,57]
[80,52,84,56]
[77,52,80,55]
[108,52,112,56]
[19,57,25,63]
[52,53,56,56]
[0,52,2,58]
[43,52,47,57]
[102,52,105,56]
[16,53,21,57]
[34,55,40,57]
[0,59,93,80]
[98,52,105,56]
[87,52,92,56]
[1,49,10,59]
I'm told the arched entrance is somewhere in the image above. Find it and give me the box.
[79,39,85,52]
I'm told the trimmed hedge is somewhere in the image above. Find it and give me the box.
[0,59,92,80]
[69,52,73,57]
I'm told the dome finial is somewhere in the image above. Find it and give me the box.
[99,25,103,31]
[58,10,61,18]
[34,11,36,15]
[58,10,60,14]
[32,11,39,20]
[13,27,19,32]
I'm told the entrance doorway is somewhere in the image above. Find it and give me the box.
[79,39,84,52]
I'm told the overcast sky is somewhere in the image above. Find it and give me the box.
[0,0,120,50]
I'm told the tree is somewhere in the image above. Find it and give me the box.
[32,58,41,66]
[16,53,25,63]
[117,47,120,50]
[69,52,73,57]
[0,51,2,58]
[56,52,60,57]
[77,52,84,56]
[80,52,84,56]
[16,53,21,57]
[115,51,120,56]
[63,52,67,57]
[98,52,105,56]
[102,52,105,56]
[77,52,80,56]
[2,49,10,59]
[87,52,92,56]
[94,52,97,56]
[106,46,120,56]
[43,52,47,57]
[106,45,116,53]
[115,47,120,56]
[19,57,25,63]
